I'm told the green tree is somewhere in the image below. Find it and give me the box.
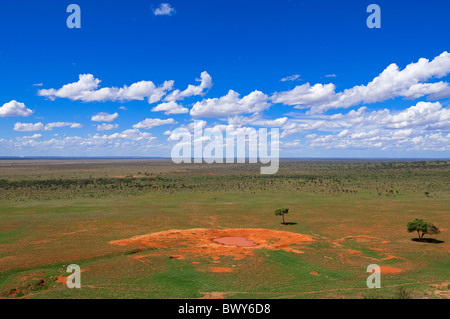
[407,219,440,242]
[275,208,289,225]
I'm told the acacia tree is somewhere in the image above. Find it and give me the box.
[275,208,289,225]
[407,219,440,242]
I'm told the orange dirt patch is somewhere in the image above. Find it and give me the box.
[213,237,257,247]
[347,249,364,256]
[282,247,305,254]
[110,228,314,262]
[199,292,228,299]
[334,235,380,245]
[210,267,234,273]
[22,271,46,281]
[56,269,85,285]
[310,271,319,276]
[382,255,400,261]
[380,266,403,274]
[56,276,68,285]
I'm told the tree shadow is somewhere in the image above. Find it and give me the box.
[281,222,298,226]
[411,238,445,244]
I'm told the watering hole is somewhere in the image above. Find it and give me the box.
[213,236,257,247]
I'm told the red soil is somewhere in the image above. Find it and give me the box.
[213,237,257,247]
[382,255,400,261]
[110,228,314,263]
[210,267,234,273]
[347,249,364,255]
[56,269,85,285]
[380,266,403,274]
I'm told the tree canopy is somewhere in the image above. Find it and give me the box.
[407,219,440,242]
[275,208,289,224]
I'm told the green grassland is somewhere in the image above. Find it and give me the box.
[0,159,448,299]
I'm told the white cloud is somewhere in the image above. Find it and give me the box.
[14,122,82,132]
[190,90,271,117]
[151,101,189,115]
[0,101,33,117]
[272,83,336,109]
[383,101,450,129]
[309,129,450,152]
[3,129,158,154]
[97,123,119,131]
[153,3,176,16]
[91,112,119,122]
[272,51,450,114]
[281,74,300,82]
[21,134,42,139]
[132,118,176,129]
[164,71,213,102]
[45,122,83,130]
[282,102,449,137]
[38,74,174,104]
[14,122,45,132]
[264,117,288,127]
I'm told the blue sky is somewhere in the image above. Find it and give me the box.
[0,0,449,157]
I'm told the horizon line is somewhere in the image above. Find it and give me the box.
[0,156,449,161]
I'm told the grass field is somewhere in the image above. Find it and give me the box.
[0,159,448,299]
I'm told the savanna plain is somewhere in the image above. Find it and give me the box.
[0,159,448,299]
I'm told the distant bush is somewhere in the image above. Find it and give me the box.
[395,287,411,299]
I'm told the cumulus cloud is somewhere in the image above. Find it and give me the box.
[277,101,450,153]
[3,129,158,155]
[280,74,300,82]
[383,101,450,129]
[153,3,175,16]
[14,123,45,132]
[14,122,82,132]
[272,51,450,113]
[132,118,176,129]
[309,129,450,152]
[264,117,288,127]
[164,72,213,102]
[91,112,119,122]
[22,134,42,139]
[0,101,33,117]
[272,83,336,109]
[151,101,189,115]
[280,102,450,138]
[38,74,174,104]
[45,122,83,130]
[97,123,119,131]
[190,90,271,117]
